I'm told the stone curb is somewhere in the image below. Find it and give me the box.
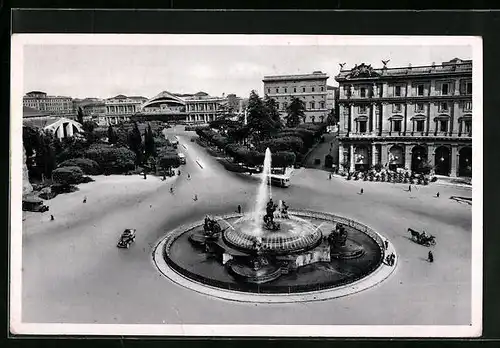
[152,210,397,303]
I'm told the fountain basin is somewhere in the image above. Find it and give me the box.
[223,215,323,255]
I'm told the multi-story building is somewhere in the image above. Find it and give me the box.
[73,98,106,122]
[335,58,472,177]
[23,91,74,117]
[99,95,148,125]
[262,71,330,123]
[137,91,225,124]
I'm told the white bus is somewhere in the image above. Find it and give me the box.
[269,173,291,188]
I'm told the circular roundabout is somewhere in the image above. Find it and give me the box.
[153,209,398,303]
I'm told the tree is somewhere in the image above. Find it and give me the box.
[158,150,181,174]
[127,121,143,165]
[326,109,337,125]
[285,97,305,128]
[246,90,279,140]
[38,131,57,180]
[264,94,283,130]
[107,125,118,144]
[77,107,84,124]
[144,123,156,159]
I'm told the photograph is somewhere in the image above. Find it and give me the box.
[10,34,482,337]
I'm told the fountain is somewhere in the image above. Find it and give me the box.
[163,148,385,293]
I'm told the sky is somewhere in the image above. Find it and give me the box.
[23,44,472,100]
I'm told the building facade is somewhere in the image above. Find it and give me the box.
[73,98,106,122]
[263,71,330,123]
[99,95,148,125]
[23,91,74,117]
[184,92,225,123]
[335,58,472,177]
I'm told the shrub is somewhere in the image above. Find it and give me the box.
[272,151,296,168]
[84,145,136,174]
[260,136,304,154]
[58,158,101,175]
[52,166,84,185]
[158,149,181,170]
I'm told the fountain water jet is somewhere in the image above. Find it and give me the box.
[252,148,273,238]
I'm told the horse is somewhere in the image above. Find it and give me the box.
[408,228,421,240]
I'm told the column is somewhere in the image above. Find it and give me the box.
[428,144,436,174]
[371,144,378,166]
[450,146,458,177]
[371,103,376,134]
[403,104,408,135]
[454,79,461,96]
[349,144,355,172]
[430,80,436,96]
[381,144,388,167]
[350,104,355,134]
[338,143,344,171]
[382,83,388,98]
[452,101,461,136]
[404,146,412,170]
[407,81,412,97]
[372,83,378,98]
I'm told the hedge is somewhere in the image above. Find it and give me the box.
[272,151,296,168]
[58,158,101,175]
[158,149,181,169]
[260,136,304,154]
[52,166,84,185]
[84,145,136,174]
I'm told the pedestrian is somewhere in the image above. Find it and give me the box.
[384,240,389,250]
[50,214,54,221]
[187,173,191,180]
[428,250,434,263]
[436,192,440,198]
[237,204,242,214]
[143,172,147,180]
[194,194,198,201]
[178,169,181,176]
[83,196,87,203]
[408,185,411,192]
[170,186,174,194]
[329,173,332,180]
[390,253,395,266]
[360,188,364,195]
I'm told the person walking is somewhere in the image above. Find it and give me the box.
[193,194,198,201]
[83,196,87,203]
[329,173,332,180]
[384,240,389,250]
[360,188,364,195]
[187,173,191,180]
[237,205,242,214]
[436,192,440,198]
[428,250,434,263]
[50,214,54,221]
[408,185,412,192]
[143,172,147,180]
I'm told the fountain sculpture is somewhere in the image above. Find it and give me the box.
[184,148,367,285]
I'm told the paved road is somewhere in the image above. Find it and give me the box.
[21,126,472,325]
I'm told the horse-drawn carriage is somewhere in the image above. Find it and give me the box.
[408,228,436,247]
[117,229,136,249]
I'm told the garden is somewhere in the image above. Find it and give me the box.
[23,117,181,201]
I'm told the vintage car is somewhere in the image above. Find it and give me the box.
[22,196,49,213]
[117,229,136,249]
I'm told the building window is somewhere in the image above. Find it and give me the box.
[310,102,315,109]
[360,88,366,98]
[393,120,402,132]
[464,120,472,134]
[416,120,425,132]
[303,87,306,93]
[439,102,449,112]
[267,88,270,93]
[311,116,316,123]
[284,88,287,93]
[359,105,367,114]
[415,103,425,113]
[312,87,315,92]
[441,83,449,95]
[320,101,325,109]
[417,84,424,96]
[395,86,401,97]
[294,87,297,93]
[276,88,279,93]
[466,82,472,94]
[393,103,402,113]
[439,120,448,132]
[359,120,367,133]
[464,101,472,111]
[321,86,324,92]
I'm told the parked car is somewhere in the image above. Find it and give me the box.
[22,196,49,212]
[178,153,186,164]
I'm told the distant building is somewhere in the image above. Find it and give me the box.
[23,91,74,117]
[262,71,330,123]
[23,106,83,140]
[73,98,106,122]
[137,91,226,124]
[334,58,472,177]
[99,95,148,126]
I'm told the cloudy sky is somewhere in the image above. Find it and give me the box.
[23,43,472,100]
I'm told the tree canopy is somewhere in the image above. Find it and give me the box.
[246,90,281,140]
[285,97,305,128]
